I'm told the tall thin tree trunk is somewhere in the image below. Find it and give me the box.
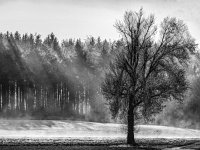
[8,82,11,110]
[34,84,36,109]
[0,84,2,110]
[127,95,136,145]
[14,81,17,110]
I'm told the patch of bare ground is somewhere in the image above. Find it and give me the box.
[0,138,199,150]
[0,146,147,150]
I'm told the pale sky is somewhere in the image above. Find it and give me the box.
[0,0,199,44]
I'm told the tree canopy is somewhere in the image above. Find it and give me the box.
[102,9,197,145]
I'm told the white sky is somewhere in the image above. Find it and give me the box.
[0,0,199,44]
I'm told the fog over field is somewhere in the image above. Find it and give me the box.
[0,120,199,150]
[0,0,200,149]
[0,120,200,139]
[0,120,125,138]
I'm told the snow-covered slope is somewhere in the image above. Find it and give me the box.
[0,120,125,138]
[0,120,199,139]
[136,125,200,138]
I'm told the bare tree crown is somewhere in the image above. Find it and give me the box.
[102,9,197,119]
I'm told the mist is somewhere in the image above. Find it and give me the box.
[0,29,200,133]
[154,56,200,129]
[0,32,113,123]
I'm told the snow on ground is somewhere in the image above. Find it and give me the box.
[0,120,199,139]
[0,120,125,138]
[136,125,200,139]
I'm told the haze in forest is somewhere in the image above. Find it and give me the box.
[0,0,200,134]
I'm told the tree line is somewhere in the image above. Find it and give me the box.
[0,31,121,121]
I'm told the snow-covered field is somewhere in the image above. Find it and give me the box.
[0,120,199,149]
[0,120,125,138]
[136,125,200,139]
[0,120,199,139]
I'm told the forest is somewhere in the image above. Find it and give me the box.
[0,31,119,121]
[0,30,200,128]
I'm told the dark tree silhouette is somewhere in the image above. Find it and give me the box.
[102,9,196,145]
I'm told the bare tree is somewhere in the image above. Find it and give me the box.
[102,9,196,145]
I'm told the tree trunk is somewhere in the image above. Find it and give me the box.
[0,84,2,111]
[127,95,137,145]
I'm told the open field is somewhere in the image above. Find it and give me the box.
[0,120,199,149]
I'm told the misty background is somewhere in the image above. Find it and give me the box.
[0,0,200,129]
